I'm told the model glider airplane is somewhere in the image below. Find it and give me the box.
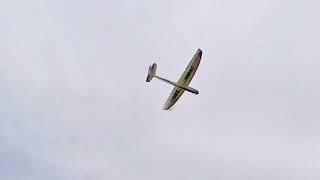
[146,49,202,110]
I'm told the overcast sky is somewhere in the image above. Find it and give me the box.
[1,0,320,179]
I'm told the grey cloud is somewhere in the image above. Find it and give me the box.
[1,0,320,179]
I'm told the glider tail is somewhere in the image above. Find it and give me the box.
[146,63,157,82]
[145,62,198,94]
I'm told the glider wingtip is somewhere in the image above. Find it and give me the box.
[162,105,169,110]
[162,106,174,111]
[162,103,171,110]
[197,48,202,57]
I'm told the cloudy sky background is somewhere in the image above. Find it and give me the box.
[1,0,320,179]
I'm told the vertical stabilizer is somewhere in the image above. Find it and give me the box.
[146,63,157,82]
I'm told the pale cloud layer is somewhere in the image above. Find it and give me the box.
[1,0,320,179]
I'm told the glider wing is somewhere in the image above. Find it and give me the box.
[163,49,202,110]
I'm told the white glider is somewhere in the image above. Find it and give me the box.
[146,49,202,110]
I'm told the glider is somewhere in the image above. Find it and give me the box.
[146,49,202,110]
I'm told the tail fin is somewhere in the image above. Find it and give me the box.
[146,63,157,82]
